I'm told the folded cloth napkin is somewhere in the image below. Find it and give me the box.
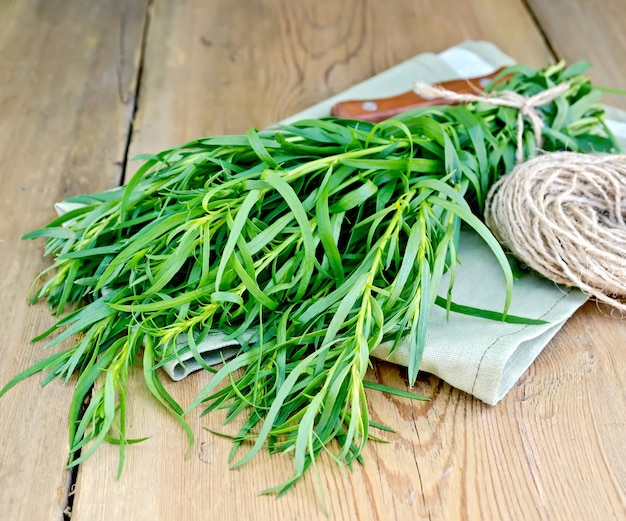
[57,41,626,405]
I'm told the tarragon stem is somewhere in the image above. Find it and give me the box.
[1,61,621,494]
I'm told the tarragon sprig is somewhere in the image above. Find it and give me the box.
[1,61,619,492]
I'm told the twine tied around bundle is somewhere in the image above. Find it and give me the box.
[414,79,626,311]
[414,81,571,163]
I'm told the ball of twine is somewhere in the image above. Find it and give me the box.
[484,152,626,312]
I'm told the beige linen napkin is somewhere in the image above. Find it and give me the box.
[57,42,626,405]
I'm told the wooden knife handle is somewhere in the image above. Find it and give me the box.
[330,68,506,122]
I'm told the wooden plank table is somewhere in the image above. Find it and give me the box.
[1,1,624,519]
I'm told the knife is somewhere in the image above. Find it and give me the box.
[330,67,506,122]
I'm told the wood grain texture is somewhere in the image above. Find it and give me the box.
[123,0,552,176]
[526,0,626,109]
[69,1,624,520]
[0,0,148,519]
[3,0,625,519]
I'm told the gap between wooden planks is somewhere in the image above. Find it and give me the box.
[0,0,149,519]
[1,0,624,519]
[69,1,625,520]
[526,0,626,109]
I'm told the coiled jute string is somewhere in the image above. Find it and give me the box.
[414,80,626,311]
[485,152,626,311]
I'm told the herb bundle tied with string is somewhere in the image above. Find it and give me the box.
[1,62,621,494]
